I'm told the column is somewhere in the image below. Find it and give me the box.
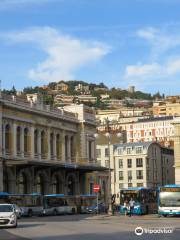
[20,126,24,158]
[68,136,71,162]
[47,129,51,161]
[61,130,65,162]
[37,130,41,161]
[0,161,3,192]
[12,123,17,158]
[30,126,34,159]
[53,134,57,161]
[2,124,5,156]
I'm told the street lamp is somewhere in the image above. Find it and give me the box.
[94,131,122,215]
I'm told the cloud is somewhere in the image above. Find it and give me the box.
[125,62,161,78]
[125,57,180,79]
[3,27,110,82]
[136,27,180,60]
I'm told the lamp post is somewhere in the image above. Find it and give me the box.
[94,128,122,215]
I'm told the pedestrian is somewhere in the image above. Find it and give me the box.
[129,198,135,217]
[123,199,128,216]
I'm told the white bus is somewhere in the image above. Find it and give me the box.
[158,185,180,217]
[42,194,77,216]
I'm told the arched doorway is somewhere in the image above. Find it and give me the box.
[67,175,76,195]
[17,172,27,194]
[36,174,45,194]
[52,174,63,194]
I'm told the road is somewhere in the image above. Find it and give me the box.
[0,214,180,240]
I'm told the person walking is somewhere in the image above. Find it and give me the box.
[129,198,135,217]
[123,199,128,216]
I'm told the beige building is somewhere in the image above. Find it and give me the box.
[96,142,175,203]
[55,82,69,92]
[153,100,180,117]
[172,117,180,184]
[0,93,106,195]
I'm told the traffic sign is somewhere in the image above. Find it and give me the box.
[93,184,100,193]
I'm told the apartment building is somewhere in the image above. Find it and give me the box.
[96,142,175,203]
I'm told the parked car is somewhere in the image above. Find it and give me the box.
[0,204,18,228]
[86,202,108,214]
[13,204,22,219]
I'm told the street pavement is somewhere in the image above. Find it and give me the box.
[0,214,180,240]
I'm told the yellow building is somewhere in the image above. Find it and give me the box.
[172,118,180,184]
[0,94,106,195]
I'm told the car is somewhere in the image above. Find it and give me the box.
[0,204,18,228]
[86,202,108,214]
[13,204,22,219]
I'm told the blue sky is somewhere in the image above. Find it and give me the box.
[1,0,180,94]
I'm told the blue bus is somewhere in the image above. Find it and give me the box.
[158,184,180,217]
[120,187,157,215]
[0,192,43,217]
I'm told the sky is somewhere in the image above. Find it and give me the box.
[1,0,180,94]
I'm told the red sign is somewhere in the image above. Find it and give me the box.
[93,184,100,193]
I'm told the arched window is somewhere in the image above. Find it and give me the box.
[41,131,45,156]
[24,128,29,154]
[56,134,60,159]
[70,136,74,160]
[65,135,68,160]
[17,172,27,194]
[52,175,58,194]
[50,133,54,157]
[17,126,21,154]
[5,124,11,152]
[67,175,76,195]
[34,129,38,155]
[36,175,44,194]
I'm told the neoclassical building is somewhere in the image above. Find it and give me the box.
[0,93,106,195]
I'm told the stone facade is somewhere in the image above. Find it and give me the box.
[0,94,106,195]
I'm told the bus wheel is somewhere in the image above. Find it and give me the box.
[53,209,58,216]
[28,209,33,217]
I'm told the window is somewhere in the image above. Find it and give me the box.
[136,147,142,154]
[127,148,131,154]
[119,171,123,180]
[96,149,101,158]
[128,183,132,187]
[118,148,123,155]
[147,170,150,181]
[128,171,132,180]
[119,183,124,189]
[136,170,143,179]
[127,159,132,168]
[105,148,109,157]
[105,160,110,168]
[136,158,143,167]
[24,128,29,154]
[137,183,143,187]
[119,159,123,168]
[146,157,149,166]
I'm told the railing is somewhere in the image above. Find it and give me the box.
[1,93,77,121]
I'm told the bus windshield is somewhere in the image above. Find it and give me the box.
[159,192,180,207]
[120,190,140,204]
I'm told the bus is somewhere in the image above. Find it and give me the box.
[42,194,77,216]
[78,194,97,213]
[0,192,43,217]
[119,187,157,215]
[158,184,180,217]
